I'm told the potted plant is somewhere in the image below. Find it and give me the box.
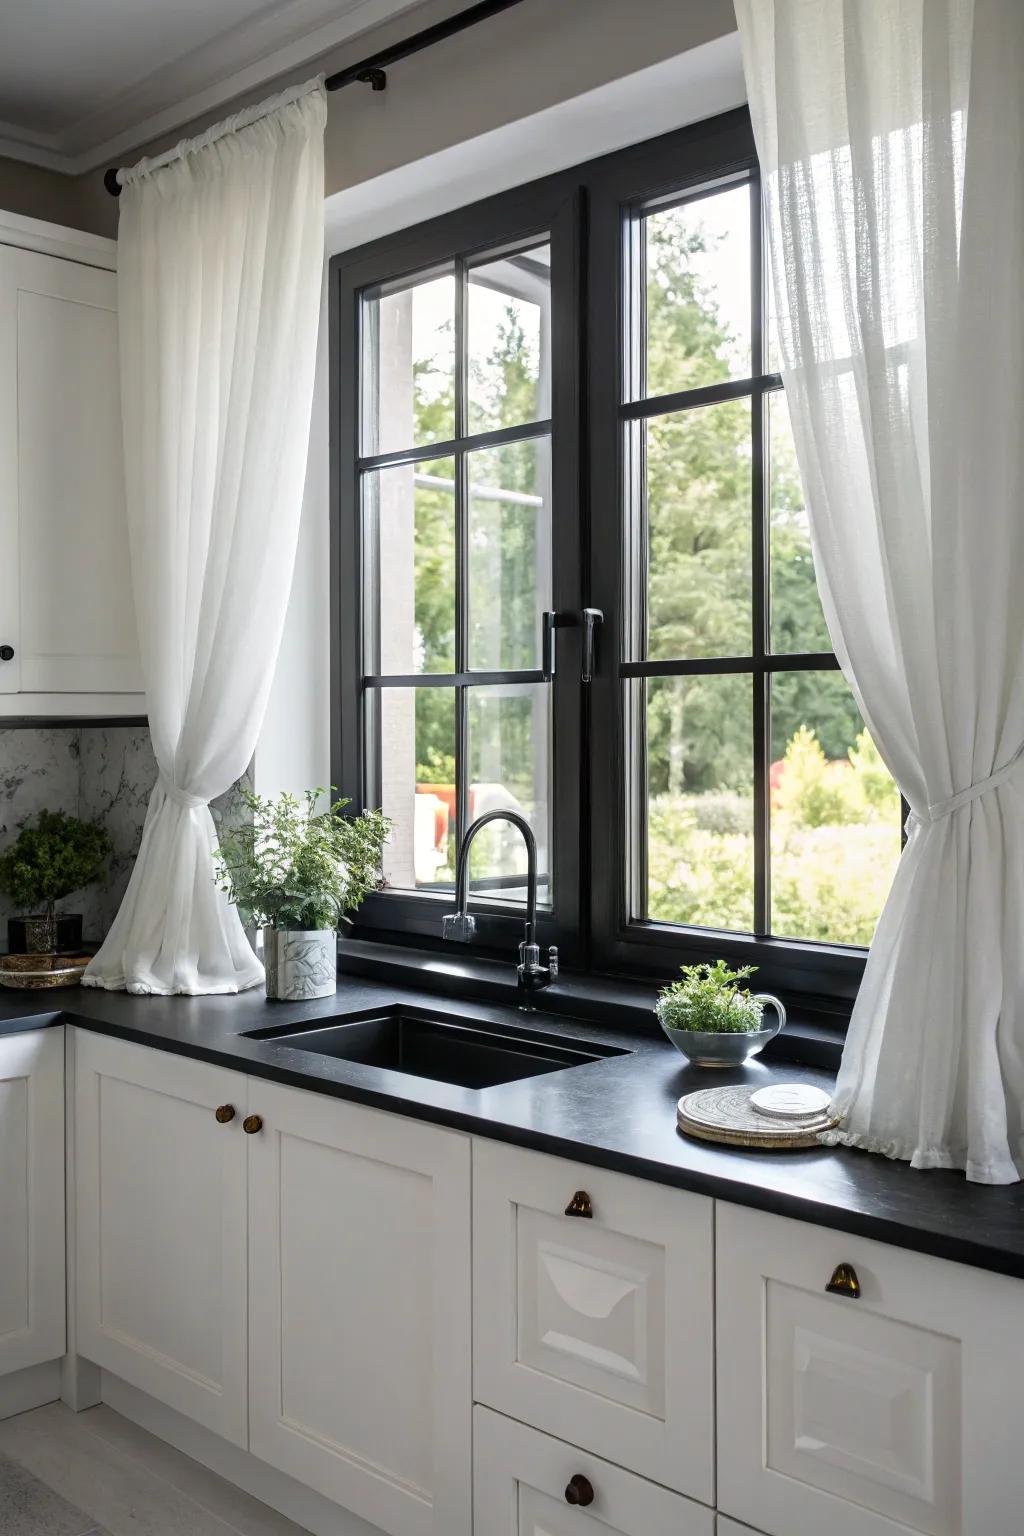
[215,788,391,1001]
[0,809,113,954]
[655,959,786,1068]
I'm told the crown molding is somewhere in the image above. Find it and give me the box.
[0,0,425,178]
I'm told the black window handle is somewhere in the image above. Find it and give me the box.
[581,609,602,683]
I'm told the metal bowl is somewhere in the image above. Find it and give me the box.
[657,993,787,1068]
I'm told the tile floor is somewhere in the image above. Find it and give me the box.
[0,1402,311,1536]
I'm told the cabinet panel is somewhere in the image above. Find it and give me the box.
[474,1406,714,1536]
[0,1028,65,1374]
[473,1139,714,1503]
[0,245,141,697]
[248,1081,471,1536]
[717,1202,1024,1536]
[75,1032,248,1444]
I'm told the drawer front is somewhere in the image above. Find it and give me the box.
[717,1203,1024,1536]
[473,1139,714,1503]
[474,1406,714,1536]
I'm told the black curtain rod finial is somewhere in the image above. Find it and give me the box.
[103,167,122,197]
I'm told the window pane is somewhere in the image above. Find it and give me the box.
[362,458,455,674]
[361,273,455,456]
[468,437,551,671]
[769,392,830,653]
[468,244,550,434]
[467,684,551,907]
[642,674,754,931]
[373,687,457,892]
[644,182,751,398]
[645,400,752,660]
[770,671,900,945]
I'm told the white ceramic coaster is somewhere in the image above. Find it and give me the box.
[750,1083,832,1120]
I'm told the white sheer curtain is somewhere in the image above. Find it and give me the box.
[84,80,326,995]
[734,0,1024,1181]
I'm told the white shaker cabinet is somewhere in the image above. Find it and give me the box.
[74,1031,249,1444]
[0,1027,65,1377]
[0,216,143,713]
[717,1202,1024,1536]
[247,1079,472,1536]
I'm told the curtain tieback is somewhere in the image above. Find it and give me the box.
[157,774,208,812]
[910,746,1024,826]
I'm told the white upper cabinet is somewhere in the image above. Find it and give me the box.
[0,1027,65,1377]
[0,222,143,712]
[472,1138,715,1505]
[717,1202,1024,1536]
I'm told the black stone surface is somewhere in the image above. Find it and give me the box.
[3,974,1024,1281]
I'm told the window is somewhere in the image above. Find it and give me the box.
[332,111,901,1004]
[333,183,582,956]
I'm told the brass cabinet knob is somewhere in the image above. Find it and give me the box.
[242,1114,263,1135]
[215,1104,235,1124]
[826,1261,861,1298]
[564,1190,593,1218]
[564,1474,594,1507]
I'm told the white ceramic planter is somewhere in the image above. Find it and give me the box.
[263,927,337,1001]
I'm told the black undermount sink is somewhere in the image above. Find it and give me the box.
[244,1004,630,1090]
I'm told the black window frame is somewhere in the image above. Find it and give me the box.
[331,107,885,1013]
[331,178,585,963]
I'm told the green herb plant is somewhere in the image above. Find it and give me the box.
[0,810,112,925]
[215,788,391,932]
[656,959,764,1034]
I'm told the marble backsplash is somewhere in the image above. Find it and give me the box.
[0,727,250,946]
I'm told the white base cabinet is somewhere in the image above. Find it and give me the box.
[717,1202,1024,1536]
[473,1138,714,1504]
[74,1032,471,1536]
[474,1406,714,1536]
[74,1032,249,1444]
[248,1080,471,1536]
[0,1028,65,1376]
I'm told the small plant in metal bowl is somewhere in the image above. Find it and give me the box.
[656,960,786,1068]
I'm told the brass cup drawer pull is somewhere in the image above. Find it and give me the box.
[242,1114,263,1135]
[215,1104,236,1124]
[825,1261,861,1298]
[564,1473,594,1507]
[564,1190,593,1218]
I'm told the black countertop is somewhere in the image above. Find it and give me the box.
[3,972,1023,1281]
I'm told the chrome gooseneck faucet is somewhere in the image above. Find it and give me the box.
[442,810,558,1011]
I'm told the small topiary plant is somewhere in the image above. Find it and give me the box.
[656,959,765,1033]
[0,810,112,931]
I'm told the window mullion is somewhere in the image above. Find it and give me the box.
[751,172,770,939]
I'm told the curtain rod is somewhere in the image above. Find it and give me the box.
[104,0,527,197]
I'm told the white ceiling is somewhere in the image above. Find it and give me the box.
[0,0,424,175]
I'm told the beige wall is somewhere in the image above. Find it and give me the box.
[2,0,736,241]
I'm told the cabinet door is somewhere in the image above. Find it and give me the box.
[248,1081,472,1536]
[474,1406,714,1536]
[0,1028,65,1373]
[473,1139,714,1504]
[75,1031,248,1444]
[0,245,141,695]
[717,1202,1024,1536]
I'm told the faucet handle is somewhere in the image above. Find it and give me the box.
[548,945,559,980]
[442,912,477,942]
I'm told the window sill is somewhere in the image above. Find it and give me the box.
[337,936,848,1071]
